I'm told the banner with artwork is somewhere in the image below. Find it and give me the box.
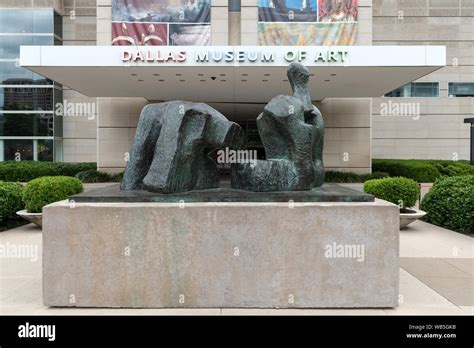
[111,0,211,46]
[258,0,358,45]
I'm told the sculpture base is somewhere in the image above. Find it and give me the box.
[43,199,399,308]
[71,183,374,203]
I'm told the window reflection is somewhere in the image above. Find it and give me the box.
[38,139,54,161]
[0,113,54,136]
[0,62,52,85]
[0,8,62,162]
[385,82,439,98]
[0,87,54,111]
[0,9,53,33]
[449,83,474,97]
[4,139,34,161]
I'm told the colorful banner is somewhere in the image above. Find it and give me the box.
[111,0,211,46]
[258,0,358,45]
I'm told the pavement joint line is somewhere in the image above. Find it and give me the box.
[399,266,470,308]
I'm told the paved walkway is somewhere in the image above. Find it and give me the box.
[0,218,472,315]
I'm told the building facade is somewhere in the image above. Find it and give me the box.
[0,0,472,173]
[372,0,474,160]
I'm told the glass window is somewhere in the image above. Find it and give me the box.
[54,11,63,38]
[54,139,63,162]
[33,9,54,33]
[3,139,34,161]
[0,61,51,85]
[0,35,53,59]
[37,139,54,161]
[0,9,34,33]
[449,83,474,97]
[0,87,54,111]
[385,82,439,97]
[0,8,61,162]
[0,9,53,34]
[0,113,54,136]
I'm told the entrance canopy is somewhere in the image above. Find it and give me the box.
[20,45,445,103]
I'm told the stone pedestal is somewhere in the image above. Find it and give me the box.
[43,200,399,308]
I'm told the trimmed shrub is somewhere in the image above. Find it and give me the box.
[23,176,83,213]
[0,161,96,182]
[111,172,124,182]
[420,175,474,234]
[372,159,474,183]
[76,170,114,183]
[0,182,24,222]
[325,171,389,183]
[364,177,420,210]
[372,160,439,182]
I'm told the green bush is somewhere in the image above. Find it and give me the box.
[372,159,474,182]
[111,172,124,182]
[372,160,439,182]
[0,182,24,222]
[23,176,83,213]
[0,161,96,182]
[420,175,474,234]
[75,170,120,183]
[325,171,389,183]
[364,177,420,210]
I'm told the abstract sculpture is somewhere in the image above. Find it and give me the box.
[121,63,324,193]
[121,101,244,193]
[231,62,325,191]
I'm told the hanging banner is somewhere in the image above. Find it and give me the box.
[258,0,358,45]
[111,0,211,46]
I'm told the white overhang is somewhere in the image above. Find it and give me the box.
[20,45,446,103]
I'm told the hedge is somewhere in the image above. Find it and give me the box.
[0,161,96,182]
[420,175,474,234]
[325,171,389,183]
[372,159,474,182]
[23,176,84,213]
[75,170,123,183]
[0,182,24,222]
[364,177,420,210]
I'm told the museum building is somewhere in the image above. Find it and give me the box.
[0,0,473,174]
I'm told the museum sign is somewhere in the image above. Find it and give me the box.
[121,47,349,64]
